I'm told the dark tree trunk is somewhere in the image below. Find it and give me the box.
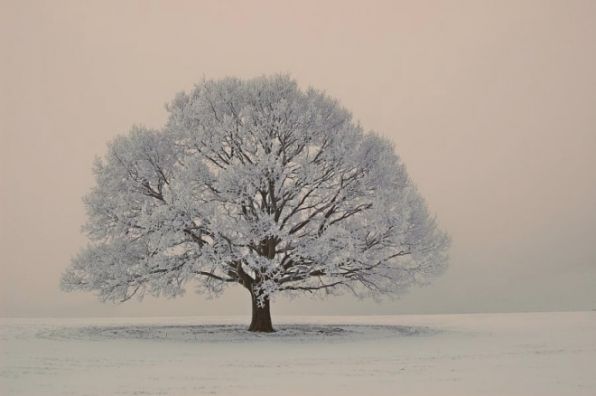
[248,292,274,332]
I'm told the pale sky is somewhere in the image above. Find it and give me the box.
[1,0,595,317]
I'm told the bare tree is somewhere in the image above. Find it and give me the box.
[61,75,449,332]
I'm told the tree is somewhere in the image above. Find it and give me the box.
[61,75,449,332]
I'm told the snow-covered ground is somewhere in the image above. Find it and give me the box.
[1,312,594,395]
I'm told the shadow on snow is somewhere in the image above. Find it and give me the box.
[37,323,440,343]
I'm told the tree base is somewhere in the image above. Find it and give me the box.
[248,322,276,333]
[248,293,275,332]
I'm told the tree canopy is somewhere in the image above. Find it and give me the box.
[62,75,449,331]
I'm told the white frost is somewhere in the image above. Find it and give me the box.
[61,75,449,307]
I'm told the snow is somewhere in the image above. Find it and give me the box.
[1,312,595,395]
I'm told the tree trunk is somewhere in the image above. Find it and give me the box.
[248,292,274,332]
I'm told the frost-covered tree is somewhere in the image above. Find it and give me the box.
[62,75,449,332]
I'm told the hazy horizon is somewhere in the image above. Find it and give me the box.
[1,0,595,318]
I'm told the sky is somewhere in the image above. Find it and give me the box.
[1,0,595,317]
